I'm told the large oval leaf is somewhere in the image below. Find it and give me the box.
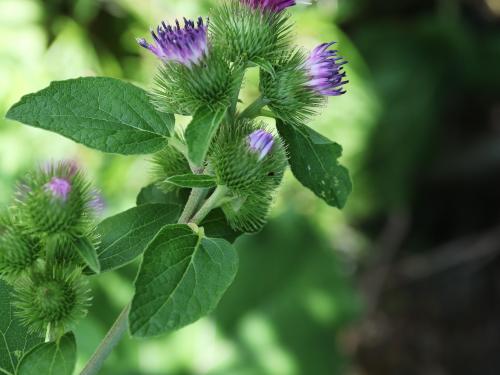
[96,203,182,272]
[6,77,174,155]
[129,224,238,337]
[277,120,352,208]
[17,332,76,375]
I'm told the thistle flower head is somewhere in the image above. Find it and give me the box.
[241,0,311,13]
[248,130,274,161]
[305,42,348,96]
[45,177,71,201]
[137,17,209,67]
[13,267,91,334]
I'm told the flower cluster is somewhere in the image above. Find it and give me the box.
[0,161,102,338]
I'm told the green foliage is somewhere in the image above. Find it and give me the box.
[73,236,100,274]
[260,50,323,124]
[96,203,182,272]
[17,332,76,375]
[129,224,238,337]
[277,120,352,208]
[152,50,238,116]
[163,174,217,189]
[211,1,292,62]
[6,77,174,155]
[185,105,227,166]
[13,267,91,335]
[0,279,43,375]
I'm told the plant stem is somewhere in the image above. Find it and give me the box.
[45,323,54,343]
[80,304,130,375]
[191,185,229,224]
[178,188,208,223]
[239,96,270,119]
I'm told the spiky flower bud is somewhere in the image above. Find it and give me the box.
[139,17,239,115]
[0,215,40,281]
[16,161,97,237]
[221,186,275,233]
[211,1,292,63]
[209,119,287,195]
[14,267,91,334]
[151,144,191,192]
[260,44,348,123]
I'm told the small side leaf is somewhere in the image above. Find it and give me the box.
[276,120,352,208]
[129,224,238,337]
[16,332,76,375]
[96,203,182,272]
[73,236,100,273]
[164,174,217,189]
[185,105,227,166]
[201,209,241,243]
[136,184,189,206]
[6,77,174,155]
[0,280,43,375]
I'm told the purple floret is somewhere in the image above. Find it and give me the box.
[137,17,208,67]
[45,177,72,201]
[248,130,275,161]
[305,42,348,96]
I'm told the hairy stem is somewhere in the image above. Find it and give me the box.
[191,185,229,224]
[80,304,130,375]
[178,188,208,223]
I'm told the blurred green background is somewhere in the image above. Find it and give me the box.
[1,0,500,374]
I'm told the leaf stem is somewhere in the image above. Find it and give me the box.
[80,304,130,375]
[191,185,230,225]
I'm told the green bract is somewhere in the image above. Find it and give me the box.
[151,144,191,193]
[0,215,41,281]
[152,50,240,116]
[211,1,292,62]
[260,50,324,123]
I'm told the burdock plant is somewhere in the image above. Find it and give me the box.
[3,0,352,374]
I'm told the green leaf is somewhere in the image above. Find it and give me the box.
[16,332,76,375]
[136,184,189,206]
[129,224,238,337]
[164,174,217,189]
[73,236,100,274]
[202,209,241,243]
[96,203,182,272]
[185,105,226,166]
[276,120,352,208]
[6,77,174,155]
[0,280,43,375]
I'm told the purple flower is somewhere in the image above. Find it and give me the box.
[137,17,209,67]
[248,130,274,161]
[305,42,348,96]
[45,177,72,201]
[241,0,311,13]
